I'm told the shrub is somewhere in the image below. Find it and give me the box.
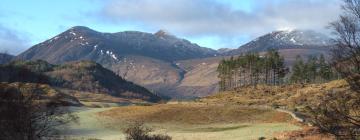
[124,122,171,140]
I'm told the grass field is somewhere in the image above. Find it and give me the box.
[97,103,294,125]
[58,102,301,140]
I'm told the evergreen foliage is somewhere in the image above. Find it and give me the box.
[290,54,336,84]
[218,50,337,91]
[217,50,288,91]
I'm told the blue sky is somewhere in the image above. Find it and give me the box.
[0,0,341,55]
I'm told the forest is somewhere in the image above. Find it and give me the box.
[217,50,338,91]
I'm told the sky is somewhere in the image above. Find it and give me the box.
[0,0,342,55]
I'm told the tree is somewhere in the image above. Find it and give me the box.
[318,54,333,82]
[331,0,360,92]
[290,56,306,83]
[290,55,335,84]
[271,50,287,85]
[306,91,360,139]
[306,56,318,83]
[0,84,78,140]
[306,0,360,139]
[217,60,225,91]
[217,50,288,91]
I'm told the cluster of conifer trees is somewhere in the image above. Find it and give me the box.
[290,54,337,84]
[217,50,337,91]
[217,50,288,91]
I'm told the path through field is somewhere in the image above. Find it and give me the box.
[60,107,124,140]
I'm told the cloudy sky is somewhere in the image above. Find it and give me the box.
[0,0,342,55]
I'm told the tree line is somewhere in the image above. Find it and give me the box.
[290,54,338,84]
[217,50,288,91]
[217,50,338,91]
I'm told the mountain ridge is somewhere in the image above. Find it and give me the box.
[0,53,14,64]
[17,26,218,63]
[15,26,334,99]
[223,30,332,55]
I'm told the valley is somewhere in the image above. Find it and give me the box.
[3,1,360,140]
[0,24,353,140]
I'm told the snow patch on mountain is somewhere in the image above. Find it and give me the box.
[224,29,332,55]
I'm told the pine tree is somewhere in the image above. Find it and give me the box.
[217,50,288,91]
[290,55,305,83]
[318,54,333,82]
[305,56,318,83]
[217,59,226,91]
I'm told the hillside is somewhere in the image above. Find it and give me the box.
[197,80,350,139]
[0,60,161,102]
[0,53,14,64]
[0,82,82,106]
[200,80,349,110]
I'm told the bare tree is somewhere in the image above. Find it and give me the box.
[306,0,360,139]
[0,84,78,140]
[306,91,360,139]
[330,0,360,92]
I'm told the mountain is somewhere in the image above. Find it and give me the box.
[16,26,219,99]
[17,26,217,63]
[1,60,161,102]
[0,53,14,64]
[172,30,336,98]
[225,30,332,55]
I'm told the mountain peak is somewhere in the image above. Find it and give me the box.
[69,26,92,31]
[154,29,172,38]
[18,27,217,63]
[64,26,98,36]
[224,29,332,55]
[271,29,331,46]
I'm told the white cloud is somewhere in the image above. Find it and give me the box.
[100,0,342,39]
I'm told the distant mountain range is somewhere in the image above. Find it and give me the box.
[13,26,334,99]
[224,30,332,55]
[0,53,14,64]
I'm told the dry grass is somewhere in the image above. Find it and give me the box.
[274,127,335,140]
[199,80,350,140]
[59,88,152,108]
[92,103,300,140]
[97,103,293,126]
[201,80,350,110]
